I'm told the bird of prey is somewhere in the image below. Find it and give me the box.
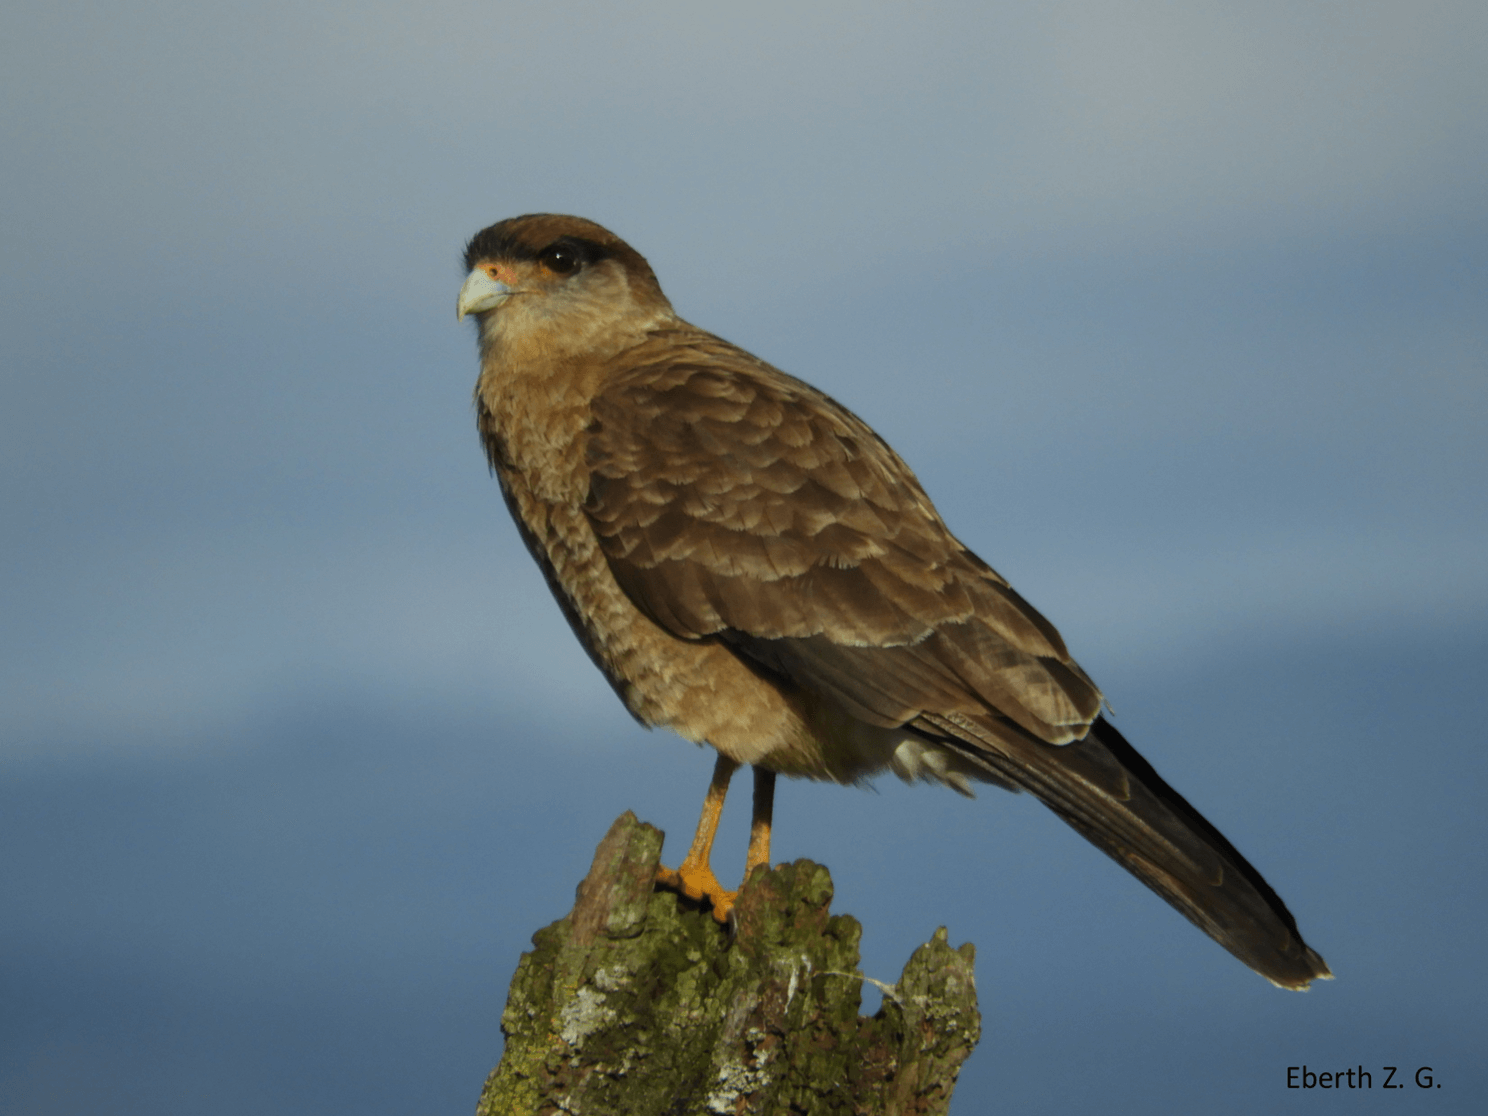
[456,213,1331,990]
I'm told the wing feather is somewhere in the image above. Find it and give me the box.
[579,327,1329,989]
[584,336,1102,739]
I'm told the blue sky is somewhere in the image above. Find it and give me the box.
[3,3,1486,1113]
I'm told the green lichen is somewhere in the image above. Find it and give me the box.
[477,813,980,1116]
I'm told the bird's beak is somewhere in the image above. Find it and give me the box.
[457,268,512,320]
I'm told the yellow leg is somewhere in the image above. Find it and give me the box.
[656,759,779,924]
[746,767,775,882]
[656,755,739,921]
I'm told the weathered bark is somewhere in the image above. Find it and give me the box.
[479,812,980,1115]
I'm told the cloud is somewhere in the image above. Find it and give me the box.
[2,1,1484,761]
[3,3,1483,286]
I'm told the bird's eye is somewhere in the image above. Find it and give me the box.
[539,243,581,275]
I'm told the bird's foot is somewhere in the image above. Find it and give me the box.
[655,861,737,923]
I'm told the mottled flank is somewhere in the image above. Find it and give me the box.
[478,813,981,1116]
[462,212,1330,989]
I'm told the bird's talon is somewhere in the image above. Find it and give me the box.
[655,861,737,922]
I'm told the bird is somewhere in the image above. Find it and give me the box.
[456,213,1332,990]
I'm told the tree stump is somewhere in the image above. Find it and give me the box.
[478,812,980,1115]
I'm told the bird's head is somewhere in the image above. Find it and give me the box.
[458,214,674,358]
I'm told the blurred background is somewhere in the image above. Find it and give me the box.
[3,2,1485,1113]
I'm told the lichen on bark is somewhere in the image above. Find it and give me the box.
[478,812,980,1115]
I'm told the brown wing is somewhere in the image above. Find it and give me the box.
[583,329,1103,745]
[581,327,1330,990]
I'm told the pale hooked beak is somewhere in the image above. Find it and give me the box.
[457,268,512,320]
